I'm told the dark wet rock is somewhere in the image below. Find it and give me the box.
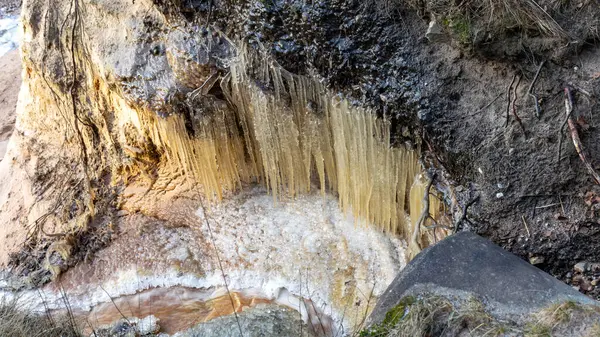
[368,232,597,326]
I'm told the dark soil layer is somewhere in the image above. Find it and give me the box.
[158,0,600,292]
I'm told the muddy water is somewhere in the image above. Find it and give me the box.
[81,287,271,334]
[78,286,334,335]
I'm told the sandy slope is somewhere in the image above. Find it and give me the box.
[0,49,20,159]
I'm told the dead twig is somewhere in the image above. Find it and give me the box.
[511,75,526,133]
[408,171,435,258]
[98,285,130,324]
[559,195,565,215]
[353,282,376,335]
[556,94,577,164]
[196,196,245,337]
[454,194,479,233]
[564,86,600,184]
[527,60,545,118]
[535,203,560,209]
[58,285,79,332]
[505,73,517,127]
[569,83,593,98]
[521,215,531,237]
[504,73,526,133]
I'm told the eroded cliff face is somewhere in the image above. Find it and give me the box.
[2,0,600,334]
[0,0,452,334]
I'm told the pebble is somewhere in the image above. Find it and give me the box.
[529,256,544,265]
[496,192,504,199]
[138,315,161,335]
[581,281,594,292]
[117,210,130,217]
[425,20,446,43]
[574,262,589,273]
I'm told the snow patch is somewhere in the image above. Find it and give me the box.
[0,15,20,57]
[2,188,407,335]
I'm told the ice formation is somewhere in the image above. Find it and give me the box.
[128,44,443,240]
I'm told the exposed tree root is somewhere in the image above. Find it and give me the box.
[564,87,600,185]
[408,171,435,260]
[527,60,545,118]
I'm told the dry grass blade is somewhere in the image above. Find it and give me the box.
[0,296,82,337]
[527,60,545,118]
[360,296,513,337]
[390,0,570,42]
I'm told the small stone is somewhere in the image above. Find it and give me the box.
[581,280,594,292]
[529,256,544,265]
[574,262,589,273]
[137,315,161,335]
[117,210,130,217]
[417,109,432,121]
[425,21,446,43]
[496,192,504,199]
[591,279,599,286]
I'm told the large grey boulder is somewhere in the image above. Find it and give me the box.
[369,231,598,325]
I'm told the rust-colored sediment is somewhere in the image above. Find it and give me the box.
[81,286,273,334]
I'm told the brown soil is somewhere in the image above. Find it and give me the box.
[424,41,600,278]
[0,49,20,160]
